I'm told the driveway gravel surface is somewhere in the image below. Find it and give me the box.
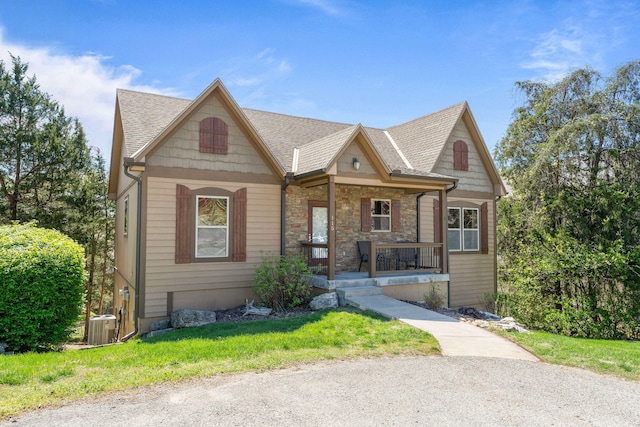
[4,356,639,426]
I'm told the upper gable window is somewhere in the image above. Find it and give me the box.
[200,117,228,154]
[453,140,468,171]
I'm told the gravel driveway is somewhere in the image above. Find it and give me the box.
[4,356,639,426]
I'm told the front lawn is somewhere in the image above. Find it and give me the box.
[504,330,640,380]
[0,309,439,419]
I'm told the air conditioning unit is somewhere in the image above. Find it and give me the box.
[88,314,117,345]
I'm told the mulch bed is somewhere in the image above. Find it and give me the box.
[215,305,316,324]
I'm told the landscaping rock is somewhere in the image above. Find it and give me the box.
[0,342,6,354]
[309,292,339,310]
[171,309,217,329]
[151,319,171,331]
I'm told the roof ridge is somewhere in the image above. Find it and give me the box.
[388,101,467,129]
[242,107,355,128]
[297,124,358,149]
[117,88,189,102]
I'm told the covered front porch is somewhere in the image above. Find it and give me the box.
[286,177,452,281]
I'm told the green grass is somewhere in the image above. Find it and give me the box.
[502,330,640,380]
[0,309,439,419]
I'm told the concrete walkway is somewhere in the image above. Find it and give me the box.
[346,294,539,361]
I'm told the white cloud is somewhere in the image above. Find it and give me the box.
[284,0,344,16]
[0,28,176,160]
[224,49,292,90]
[521,28,588,81]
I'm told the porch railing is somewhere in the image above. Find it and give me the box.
[367,242,446,278]
[300,242,328,275]
[301,241,445,278]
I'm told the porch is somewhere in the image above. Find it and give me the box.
[301,241,447,279]
[309,270,450,291]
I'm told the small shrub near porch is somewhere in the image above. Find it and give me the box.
[253,253,313,312]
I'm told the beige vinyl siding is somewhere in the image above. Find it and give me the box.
[418,194,438,243]
[433,121,493,193]
[419,194,496,308]
[147,93,273,176]
[143,176,280,318]
[448,197,496,308]
[336,143,377,176]
[113,181,137,333]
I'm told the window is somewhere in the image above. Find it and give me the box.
[371,199,391,231]
[448,207,479,251]
[175,185,246,264]
[361,198,401,232]
[196,196,229,258]
[123,196,129,236]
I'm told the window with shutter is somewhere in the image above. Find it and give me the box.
[453,140,468,171]
[446,201,489,254]
[175,184,246,263]
[200,117,228,154]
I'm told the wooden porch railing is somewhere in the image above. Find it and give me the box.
[301,241,446,278]
[366,242,446,278]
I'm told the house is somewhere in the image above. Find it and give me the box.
[108,79,506,338]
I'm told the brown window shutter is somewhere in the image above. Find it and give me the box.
[481,202,489,254]
[361,198,371,232]
[391,199,401,232]
[233,187,247,262]
[453,140,468,171]
[433,199,441,243]
[200,117,228,154]
[175,184,192,264]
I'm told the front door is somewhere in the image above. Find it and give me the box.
[308,201,328,267]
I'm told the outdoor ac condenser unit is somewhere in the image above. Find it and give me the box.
[88,314,116,345]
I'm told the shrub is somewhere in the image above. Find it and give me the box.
[252,253,312,312]
[0,223,86,352]
[423,284,445,310]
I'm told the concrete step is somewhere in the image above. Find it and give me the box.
[336,286,382,306]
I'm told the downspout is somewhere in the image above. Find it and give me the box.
[121,157,145,341]
[445,181,458,308]
[281,173,293,256]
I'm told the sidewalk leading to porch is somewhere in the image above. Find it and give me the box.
[345,294,539,361]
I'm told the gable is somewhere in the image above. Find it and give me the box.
[433,120,493,193]
[146,91,276,178]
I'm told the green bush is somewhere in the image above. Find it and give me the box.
[423,284,445,310]
[252,253,312,312]
[0,223,86,352]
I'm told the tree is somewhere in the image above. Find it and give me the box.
[0,54,90,224]
[0,54,115,341]
[495,60,640,339]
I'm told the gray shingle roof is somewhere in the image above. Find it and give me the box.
[295,125,358,174]
[115,88,466,181]
[117,89,190,156]
[386,102,467,173]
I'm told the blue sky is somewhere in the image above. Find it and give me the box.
[1,1,638,162]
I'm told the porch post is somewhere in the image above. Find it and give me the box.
[439,189,448,274]
[327,176,336,280]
